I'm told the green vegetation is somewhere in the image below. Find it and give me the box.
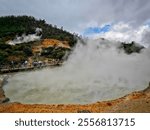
[41,47,70,60]
[0,15,77,68]
[0,15,77,47]
[0,41,33,66]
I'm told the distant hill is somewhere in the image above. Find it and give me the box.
[0,15,77,47]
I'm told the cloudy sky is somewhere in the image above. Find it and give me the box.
[0,0,150,46]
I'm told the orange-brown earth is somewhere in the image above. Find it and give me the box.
[32,39,70,54]
[4,39,70,64]
[0,78,150,113]
[42,39,70,49]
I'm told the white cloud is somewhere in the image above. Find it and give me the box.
[0,0,150,33]
[98,22,150,47]
[0,0,150,46]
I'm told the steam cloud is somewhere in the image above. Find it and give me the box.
[7,28,42,45]
[4,39,150,104]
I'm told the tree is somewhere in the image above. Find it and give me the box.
[23,47,33,57]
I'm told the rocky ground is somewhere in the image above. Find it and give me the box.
[0,76,9,104]
[0,78,150,112]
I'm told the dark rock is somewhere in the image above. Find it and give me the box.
[143,82,150,93]
[0,97,10,103]
[77,110,91,113]
[107,102,112,106]
[119,41,144,54]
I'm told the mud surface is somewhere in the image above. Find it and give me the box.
[0,83,149,113]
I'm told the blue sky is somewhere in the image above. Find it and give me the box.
[83,24,111,36]
[144,20,150,27]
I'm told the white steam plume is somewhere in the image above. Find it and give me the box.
[4,39,150,104]
[7,28,42,45]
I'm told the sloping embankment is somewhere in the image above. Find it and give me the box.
[0,82,150,113]
[0,77,9,104]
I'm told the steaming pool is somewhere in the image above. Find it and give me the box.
[3,40,150,104]
[3,67,149,104]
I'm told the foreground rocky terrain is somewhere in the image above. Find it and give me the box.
[0,77,150,112]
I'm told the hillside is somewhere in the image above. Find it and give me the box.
[0,15,77,46]
[0,16,77,68]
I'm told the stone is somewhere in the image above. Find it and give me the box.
[0,97,10,104]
